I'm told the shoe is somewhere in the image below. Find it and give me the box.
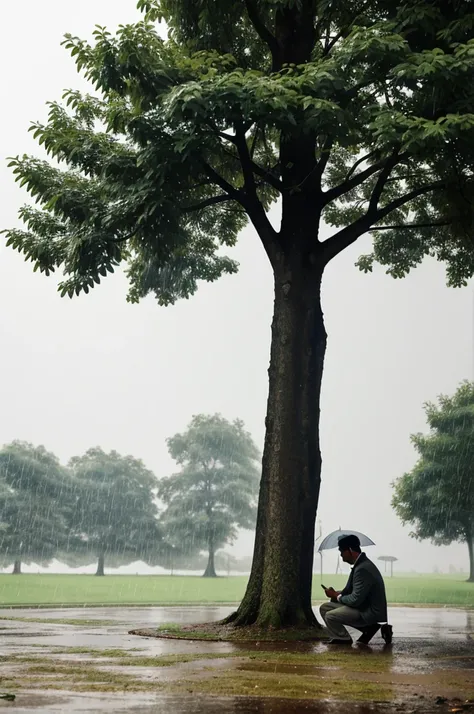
[381,624,393,644]
[328,638,352,645]
[357,624,381,645]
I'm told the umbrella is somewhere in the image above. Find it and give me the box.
[317,528,375,552]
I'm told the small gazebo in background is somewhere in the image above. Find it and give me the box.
[378,555,398,577]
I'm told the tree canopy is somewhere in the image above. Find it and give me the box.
[5,0,474,626]
[67,447,162,575]
[392,381,474,583]
[5,0,474,297]
[0,442,71,573]
[159,414,260,577]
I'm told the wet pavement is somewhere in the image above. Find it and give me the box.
[1,604,472,642]
[0,693,424,713]
[0,606,472,712]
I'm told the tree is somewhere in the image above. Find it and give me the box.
[4,0,474,625]
[377,555,398,577]
[0,442,71,574]
[159,415,260,577]
[68,448,161,575]
[392,381,474,583]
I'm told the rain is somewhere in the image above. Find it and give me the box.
[0,0,474,712]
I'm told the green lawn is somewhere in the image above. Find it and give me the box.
[0,573,472,608]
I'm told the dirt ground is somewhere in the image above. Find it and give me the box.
[0,606,472,713]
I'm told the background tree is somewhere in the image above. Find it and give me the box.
[5,0,474,625]
[377,555,398,577]
[159,415,260,577]
[392,381,474,583]
[68,448,161,576]
[0,442,71,574]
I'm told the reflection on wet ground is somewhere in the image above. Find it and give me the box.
[0,693,420,713]
[0,605,472,646]
[0,606,472,712]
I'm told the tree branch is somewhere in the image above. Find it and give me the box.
[234,124,280,260]
[243,0,280,68]
[249,160,284,192]
[250,125,260,160]
[345,151,378,182]
[370,221,451,231]
[215,131,237,144]
[205,118,242,145]
[375,181,445,224]
[183,194,233,212]
[368,149,400,212]
[324,151,408,206]
[113,230,136,244]
[208,125,283,192]
[318,0,372,57]
[323,31,344,55]
[234,125,283,194]
[321,180,445,264]
[323,157,388,205]
[316,136,334,183]
[235,126,259,197]
[200,161,243,203]
[344,79,379,103]
[384,173,435,184]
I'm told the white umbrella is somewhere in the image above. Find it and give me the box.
[318,528,375,552]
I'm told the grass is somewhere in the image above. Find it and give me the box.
[3,646,474,701]
[1,650,395,699]
[120,650,392,673]
[0,573,472,608]
[138,622,330,642]
[0,649,395,673]
[2,658,394,699]
[169,671,393,701]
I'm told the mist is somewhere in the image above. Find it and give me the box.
[0,0,471,576]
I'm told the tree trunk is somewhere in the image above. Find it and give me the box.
[95,552,105,577]
[227,262,326,628]
[467,537,474,583]
[12,560,21,575]
[203,540,217,578]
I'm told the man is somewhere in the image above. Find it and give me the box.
[319,534,393,645]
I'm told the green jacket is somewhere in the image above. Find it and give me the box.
[339,553,388,623]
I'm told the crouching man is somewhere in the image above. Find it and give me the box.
[319,534,393,645]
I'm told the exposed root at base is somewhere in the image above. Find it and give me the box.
[129,620,328,642]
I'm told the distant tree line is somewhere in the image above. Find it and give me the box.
[0,415,260,577]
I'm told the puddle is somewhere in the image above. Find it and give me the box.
[0,692,156,713]
[1,606,472,640]
[0,606,473,712]
[0,692,409,713]
[0,631,53,637]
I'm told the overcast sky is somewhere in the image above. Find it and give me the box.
[0,0,472,575]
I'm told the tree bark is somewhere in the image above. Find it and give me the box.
[227,258,326,628]
[467,536,474,583]
[12,560,21,575]
[225,1,325,630]
[203,540,217,578]
[95,552,105,577]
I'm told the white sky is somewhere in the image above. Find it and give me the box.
[0,0,472,575]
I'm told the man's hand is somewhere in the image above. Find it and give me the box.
[324,587,340,600]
